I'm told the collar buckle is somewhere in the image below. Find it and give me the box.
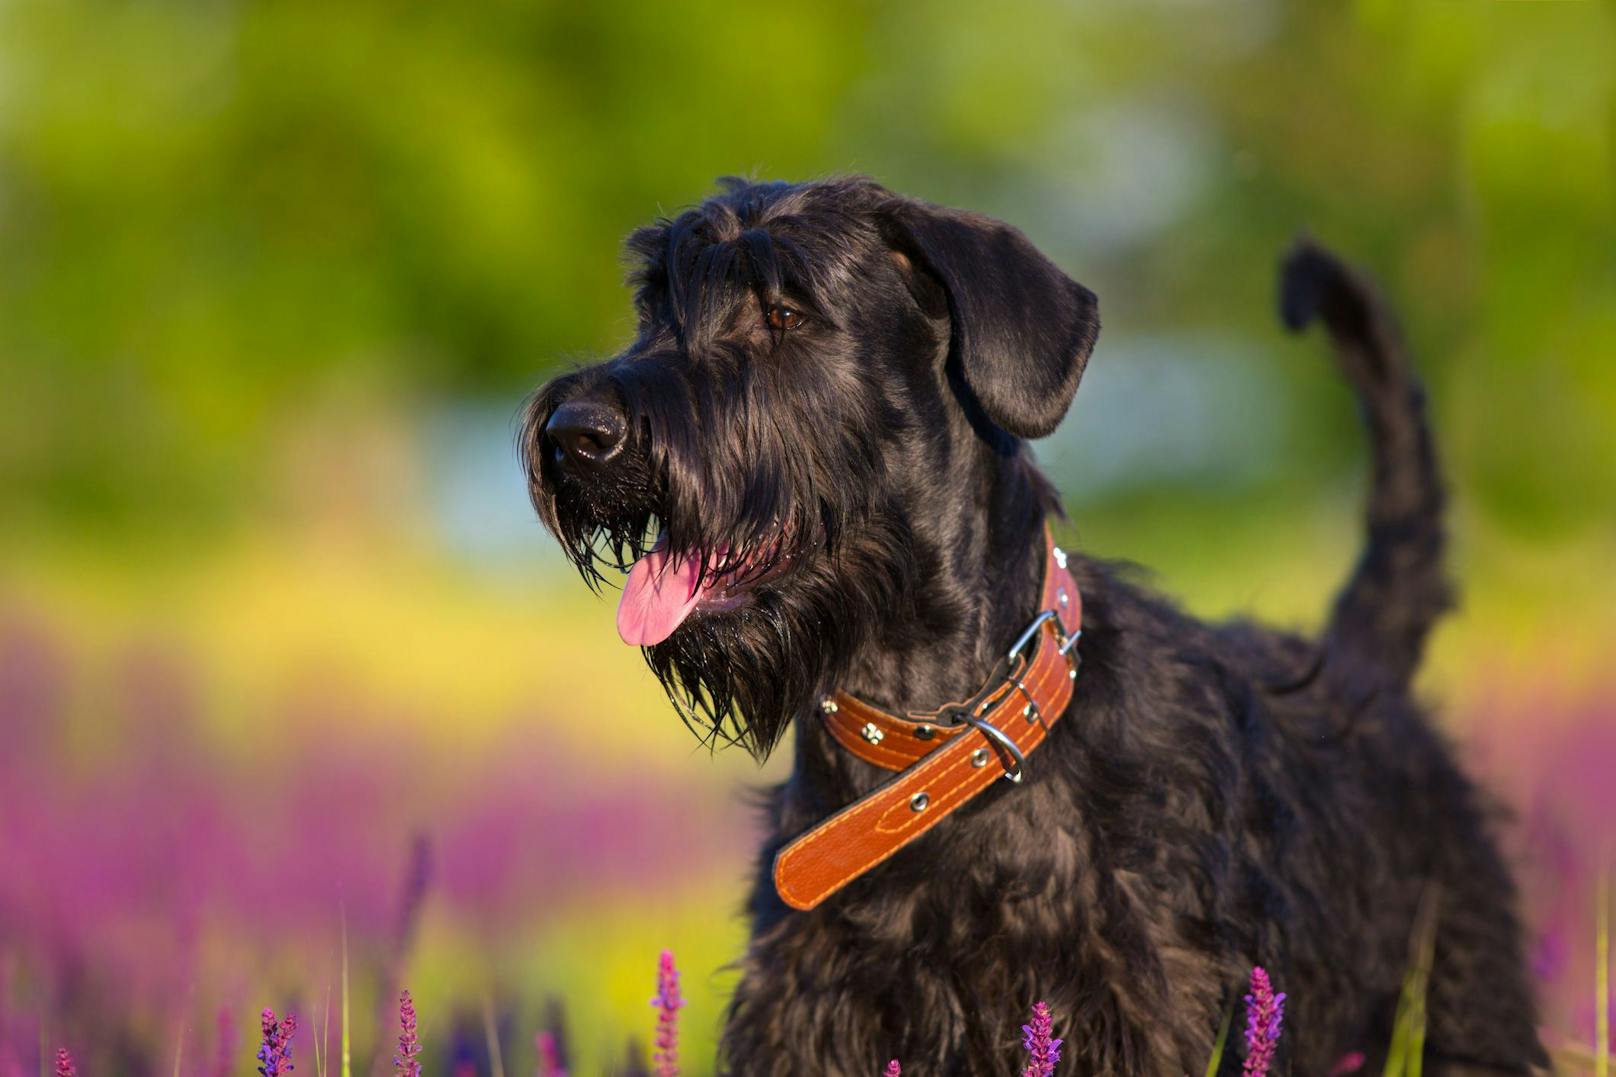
[1006,609,1057,662]
[1008,607,1079,663]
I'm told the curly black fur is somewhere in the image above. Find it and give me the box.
[520,178,1546,1075]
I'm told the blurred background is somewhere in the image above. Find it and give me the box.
[2,0,1613,1072]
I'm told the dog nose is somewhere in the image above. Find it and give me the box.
[546,400,626,470]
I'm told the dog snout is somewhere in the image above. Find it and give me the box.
[545,398,627,472]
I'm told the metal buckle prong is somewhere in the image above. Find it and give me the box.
[1059,627,1082,657]
[959,711,1025,783]
[1009,675,1049,732]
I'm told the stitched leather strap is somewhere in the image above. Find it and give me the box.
[772,535,1081,911]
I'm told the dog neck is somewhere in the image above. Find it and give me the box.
[789,450,1056,808]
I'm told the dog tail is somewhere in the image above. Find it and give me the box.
[1279,238,1451,689]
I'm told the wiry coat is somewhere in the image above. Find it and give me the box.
[521,177,1546,1075]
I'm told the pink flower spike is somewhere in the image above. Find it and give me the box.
[1021,1001,1062,1077]
[257,1008,298,1076]
[394,990,422,1076]
[883,1061,902,1076]
[536,1029,567,1077]
[54,1049,77,1077]
[651,949,685,1077]
[1242,967,1286,1076]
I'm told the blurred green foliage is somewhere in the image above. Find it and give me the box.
[1,0,1611,539]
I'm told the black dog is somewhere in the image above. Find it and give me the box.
[520,177,1546,1075]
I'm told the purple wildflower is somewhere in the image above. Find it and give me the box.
[257,1008,298,1077]
[651,949,684,1077]
[394,990,422,1076]
[1020,1001,1062,1077]
[1242,967,1286,1076]
[883,1061,902,1076]
[537,1030,567,1077]
[54,1049,77,1077]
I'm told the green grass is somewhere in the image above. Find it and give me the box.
[342,912,353,1077]
[1383,887,1440,1077]
[1598,867,1610,1077]
[1202,995,1235,1077]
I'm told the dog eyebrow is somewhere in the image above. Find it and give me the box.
[638,224,829,349]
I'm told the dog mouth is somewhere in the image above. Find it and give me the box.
[615,531,780,647]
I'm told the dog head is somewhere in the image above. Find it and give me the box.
[520,177,1098,758]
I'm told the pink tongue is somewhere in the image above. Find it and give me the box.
[617,545,707,646]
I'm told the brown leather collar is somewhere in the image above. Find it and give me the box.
[772,532,1082,911]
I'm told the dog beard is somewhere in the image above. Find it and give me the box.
[643,589,809,760]
[522,372,909,762]
[637,518,916,761]
[561,519,877,763]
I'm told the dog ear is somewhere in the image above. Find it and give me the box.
[882,199,1100,439]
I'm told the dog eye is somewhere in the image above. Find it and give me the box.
[765,304,804,331]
